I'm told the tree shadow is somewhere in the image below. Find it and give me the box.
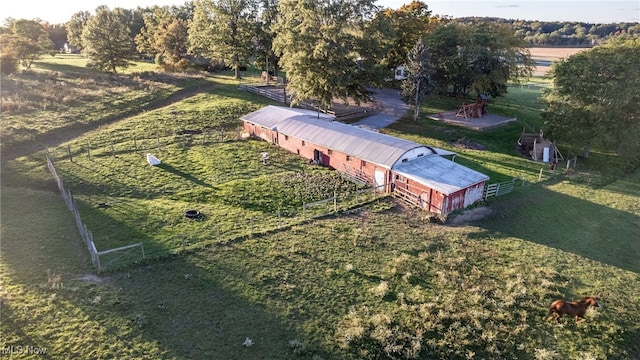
[468,186,640,274]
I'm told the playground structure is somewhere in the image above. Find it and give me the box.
[455,95,488,120]
[517,129,564,164]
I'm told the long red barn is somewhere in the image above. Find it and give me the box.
[241,106,489,215]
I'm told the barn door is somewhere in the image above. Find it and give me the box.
[313,149,321,164]
[374,170,385,191]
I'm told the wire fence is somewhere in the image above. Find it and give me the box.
[45,137,387,271]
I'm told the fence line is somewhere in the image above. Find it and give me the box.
[46,150,147,273]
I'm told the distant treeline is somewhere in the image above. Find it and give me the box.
[457,17,640,46]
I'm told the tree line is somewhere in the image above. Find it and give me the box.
[0,1,535,102]
[1,1,638,169]
[458,17,640,46]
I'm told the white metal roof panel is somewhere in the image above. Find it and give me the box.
[241,106,428,167]
[392,155,489,195]
[240,105,334,130]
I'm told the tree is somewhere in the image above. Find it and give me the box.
[425,21,533,98]
[154,18,190,70]
[379,1,441,70]
[467,22,533,97]
[273,0,391,109]
[81,6,137,73]
[135,6,173,58]
[0,34,19,74]
[253,0,280,77]
[542,40,640,167]
[1,19,53,69]
[66,11,91,50]
[401,39,437,121]
[189,0,258,79]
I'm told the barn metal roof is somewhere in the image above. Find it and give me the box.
[241,106,429,167]
[392,155,490,195]
[241,106,334,130]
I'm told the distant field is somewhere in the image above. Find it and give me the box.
[528,47,591,76]
[528,47,590,60]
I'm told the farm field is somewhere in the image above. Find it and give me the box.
[1,55,639,359]
[527,47,591,76]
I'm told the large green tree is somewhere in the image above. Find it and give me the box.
[272,0,392,109]
[81,6,137,73]
[66,11,91,50]
[189,0,258,79]
[542,40,640,167]
[425,21,533,98]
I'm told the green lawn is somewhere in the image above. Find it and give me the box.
[1,56,639,359]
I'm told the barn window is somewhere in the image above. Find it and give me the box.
[284,135,289,140]
[328,149,333,155]
[401,158,408,163]
[417,153,424,158]
[302,140,306,146]
[346,155,351,161]
[361,160,367,167]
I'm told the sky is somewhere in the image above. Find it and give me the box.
[1,0,639,25]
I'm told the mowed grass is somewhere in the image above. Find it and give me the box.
[1,56,639,359]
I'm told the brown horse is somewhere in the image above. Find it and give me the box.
[547,297,600,323]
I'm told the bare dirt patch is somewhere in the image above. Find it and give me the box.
[447,206,493,226]
[453,137,486,150]
[78,274,110,284]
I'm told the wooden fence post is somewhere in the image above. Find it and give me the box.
[68,145,73,162]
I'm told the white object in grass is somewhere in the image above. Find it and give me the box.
[243,338,254,347]
[146,153,161,166]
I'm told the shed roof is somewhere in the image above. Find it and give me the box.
[241,106,429,167]
[392,155,489,195]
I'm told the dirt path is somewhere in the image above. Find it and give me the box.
[2,82,218,162]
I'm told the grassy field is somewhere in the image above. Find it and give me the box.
[1,55,639,359]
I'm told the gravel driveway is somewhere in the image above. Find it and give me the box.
[352,88,409,130]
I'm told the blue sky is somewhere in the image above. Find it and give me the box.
[2,0,639,25]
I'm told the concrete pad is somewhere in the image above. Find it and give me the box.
[428,111,517,131]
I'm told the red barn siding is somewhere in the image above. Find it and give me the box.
[392,174,486,215]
